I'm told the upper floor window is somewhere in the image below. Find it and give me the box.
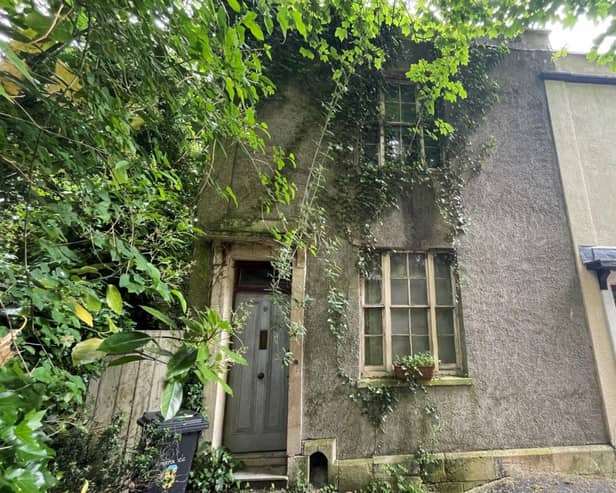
[366,82,442,168]
[362,251,460,376]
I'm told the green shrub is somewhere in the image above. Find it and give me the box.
[361,465,424,493]
[49,416,179,493]
[49,417,125,493]
[187,445,240,493]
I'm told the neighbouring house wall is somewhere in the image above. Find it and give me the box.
[544,55,616,445]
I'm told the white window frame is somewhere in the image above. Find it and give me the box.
[360,250,462,377]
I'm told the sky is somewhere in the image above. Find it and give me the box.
[548,17,613,54]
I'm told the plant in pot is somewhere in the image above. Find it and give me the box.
[393,353,436,381]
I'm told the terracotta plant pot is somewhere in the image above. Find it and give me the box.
[393,364,435,380]
[415,365,434,380]
[393,364,407,380]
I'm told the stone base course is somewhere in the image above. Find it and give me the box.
[293,444,616,492]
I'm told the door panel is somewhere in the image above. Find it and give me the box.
[223,291,289,452]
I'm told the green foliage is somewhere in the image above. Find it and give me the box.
[278,473,338,493]
[401,353,435,368]
[349,385,399,429]
[413,445,439,482]
[394,353,436,377]
[361,465,424,493]
[0,0,271,487]
[1,1,616,491]
[187,445,240,493]
[48,416,185,493]
[129,423,180,492]
[183,374,205,414]
[49,417,125,493]
[0,361,87,492]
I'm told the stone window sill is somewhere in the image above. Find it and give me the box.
[356,376,474,388]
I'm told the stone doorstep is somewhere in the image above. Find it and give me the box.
[234,451,287,476]
[234,471,289,490]
[234,472,289,482]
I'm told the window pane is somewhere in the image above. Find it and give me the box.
[237,263,273,288]
[438,335,456,364]
[400,127,416,155]
[435,278,453,305]
[391,308,409,335]
[385,99,400,122]
[425,141,441,168]
[392,336,410,359]
[364,308,383,335]
[401,103,416,123]
[411,335,430,354]
[365,336,383,366]
[390,253,407,278]
[410,254,426,278]
[410,308,429,336]
[434,253,451,278]
[365,279,382,304]
[410,279,428,305]
[385,127,403,160]
[436,308,454,335]
[399,85,414,102]
[365,253,382,278]
[391,279,409,305]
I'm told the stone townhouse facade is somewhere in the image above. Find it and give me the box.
[186,31,616,491]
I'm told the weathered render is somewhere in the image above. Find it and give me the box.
[189,31,616,491]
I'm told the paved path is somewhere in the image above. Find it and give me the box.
[468,474,616,493]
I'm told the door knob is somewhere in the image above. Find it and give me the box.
[257,372,265,380]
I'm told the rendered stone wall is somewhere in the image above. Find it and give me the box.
[300,47,608,458]
[194,78,322,236]
[192,40,609,464]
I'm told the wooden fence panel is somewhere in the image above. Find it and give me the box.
[86,330,180,454]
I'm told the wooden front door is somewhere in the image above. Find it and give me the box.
[223,265,289,453]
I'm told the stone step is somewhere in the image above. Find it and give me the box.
[234,471,288,490]
[234,451,287,476]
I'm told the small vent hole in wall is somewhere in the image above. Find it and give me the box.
[309,452,328,488]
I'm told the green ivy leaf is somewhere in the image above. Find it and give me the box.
[276,7,289,39]
[97,331,152,354]
[72,338,105,365]
[243,12,264,41]
[292,10,307,37]
[226,0,241,13]
[140,305,176,329]
[220,346,247,366]
[166,345,198,380]
[84,292,102,313]
[171,290,187,314]
[106,285,123,315]
[161,381,183,420]
[108,354,146,366]
[224,186,238,207]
